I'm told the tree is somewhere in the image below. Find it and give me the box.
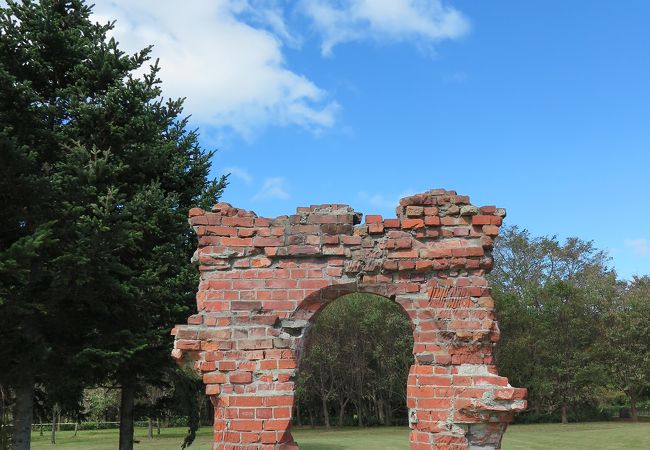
[0,1,226,449]
[604,276,650,421]
[491,226,615,422]
[491,226,611,297]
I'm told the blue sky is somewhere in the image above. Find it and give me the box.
[94,1,650,279]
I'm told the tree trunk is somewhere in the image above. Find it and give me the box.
[377,397,385,425]
[356,402,363,427]
[561,402,568,424]
[51,404,58,444]
[74,422,78,437]
[630,395,639,422]
[385,402,392,426]
[147,417,153,439]
[296,402,302,427]
[321,396,330,430]
[338,398,349,427]
[119,381,136,450]
[156,417,161,435]
[308,408,314,428]
[12,377,34,450]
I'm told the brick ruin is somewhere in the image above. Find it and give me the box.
[172,189,526,449]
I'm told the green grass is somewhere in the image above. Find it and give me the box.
[31,427,214,450]
[502,422,650,450]
[293,427,409,450]
[30,422,650,449]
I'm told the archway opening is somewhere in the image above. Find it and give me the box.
[294,293,415,435]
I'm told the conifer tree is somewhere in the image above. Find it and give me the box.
[0,1,226,448]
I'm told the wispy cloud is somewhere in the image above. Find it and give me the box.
[224,166,253,185]
[300,0,470,56]
[443,71,468,84]
[253,177,290,201]
[358,188,417,213]
[624,239,650,256]
[358,192,398,210]
[91,1,337,138]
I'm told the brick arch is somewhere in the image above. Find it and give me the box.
[289,282,414,322]
[288,287,415,380]
[172,189,527,450]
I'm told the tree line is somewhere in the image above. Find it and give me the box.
[295,294,414,428]
[492,226,650,423]
[0,1,226,449]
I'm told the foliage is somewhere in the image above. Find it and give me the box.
[83,389,120,423]
[296,293,414,427]
[603,276,650,420]
[491,226,650,423]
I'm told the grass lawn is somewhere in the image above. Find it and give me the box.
[501,422,650,450]
[30,422,650,449]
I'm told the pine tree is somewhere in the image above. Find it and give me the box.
[0,1,226,449]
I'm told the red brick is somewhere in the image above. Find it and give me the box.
[402,219,424,229]
[368,222,384,234]
[265,279,297,289]
[341,235,361,245]
[483,225,500,236]
[222,217,254,227]
[298,279,329,289]
[203,373,226,384]
[231,419,262,431]
[230,396,264,407]
[472,215,492,225]
[253,237,284,247]
[221,237,253,247]
[287,245,319,255]
[265,396,294,406]
[424,216,440,226]
[229,372,253,384]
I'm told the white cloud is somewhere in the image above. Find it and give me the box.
[253,177,290,201]
[91,1,337,137]
[624,239,650,256]
[223,166,253,184]
[300,0,470,55]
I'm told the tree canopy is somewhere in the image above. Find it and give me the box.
[491,226,650,423]
[0,1,225,448]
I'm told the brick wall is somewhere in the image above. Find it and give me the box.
[172,189,526,449]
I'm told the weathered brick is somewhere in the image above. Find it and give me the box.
[252,237,283,247]
[402,219,425,229]
[174,189,525,449]
[222,217,254,227]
